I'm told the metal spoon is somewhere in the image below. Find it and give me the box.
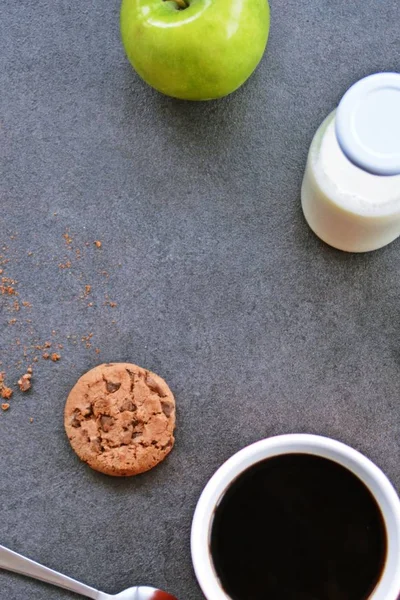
[0,545,177,600]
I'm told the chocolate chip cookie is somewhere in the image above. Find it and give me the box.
[64,363,175,476]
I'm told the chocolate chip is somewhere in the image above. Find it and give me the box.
[146,374,165,397]
[71,409,82,428]
[132,432,142,438]
[100,415,114,432]
[105,380,121,393]
[82,404,93,417]
[120,399,136,412]
[126,369,136,392]
[91,438,102,453]
[161,401,173,417]
[121,431,133,444]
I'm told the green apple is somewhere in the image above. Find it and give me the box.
[120,0,270,100]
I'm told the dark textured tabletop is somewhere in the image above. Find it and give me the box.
[1,1,400,599]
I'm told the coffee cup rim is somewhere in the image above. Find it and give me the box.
[191,434,400,600]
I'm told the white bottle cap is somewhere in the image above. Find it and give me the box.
[335,73,400,176]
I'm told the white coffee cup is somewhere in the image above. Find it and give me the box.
[191,434,400,600]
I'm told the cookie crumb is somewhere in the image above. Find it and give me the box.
[59,260,72,269]
[81,284,91,299]
[44,341,52,348]
[0,373,13,399]
[0,282,17,295]
[63,231,73,246]
[81,333,93,348]
[29,417,34,423]
[42,352,50,360]
[94,240,102,248]
[18,373,32,392]
[1,403,10,411]
[51,353,61,362]
[1,387,13,400]
[105,300,117,308]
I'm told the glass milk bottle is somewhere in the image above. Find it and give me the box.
[301,73,400,252]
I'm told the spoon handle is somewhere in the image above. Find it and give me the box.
[0,545,101,599]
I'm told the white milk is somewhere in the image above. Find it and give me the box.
[301,74,400,252]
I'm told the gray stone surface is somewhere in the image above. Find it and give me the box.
[1,0,400,598]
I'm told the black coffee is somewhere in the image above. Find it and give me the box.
[210,454,387,600]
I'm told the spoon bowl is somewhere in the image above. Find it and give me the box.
[109,587,178,600]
